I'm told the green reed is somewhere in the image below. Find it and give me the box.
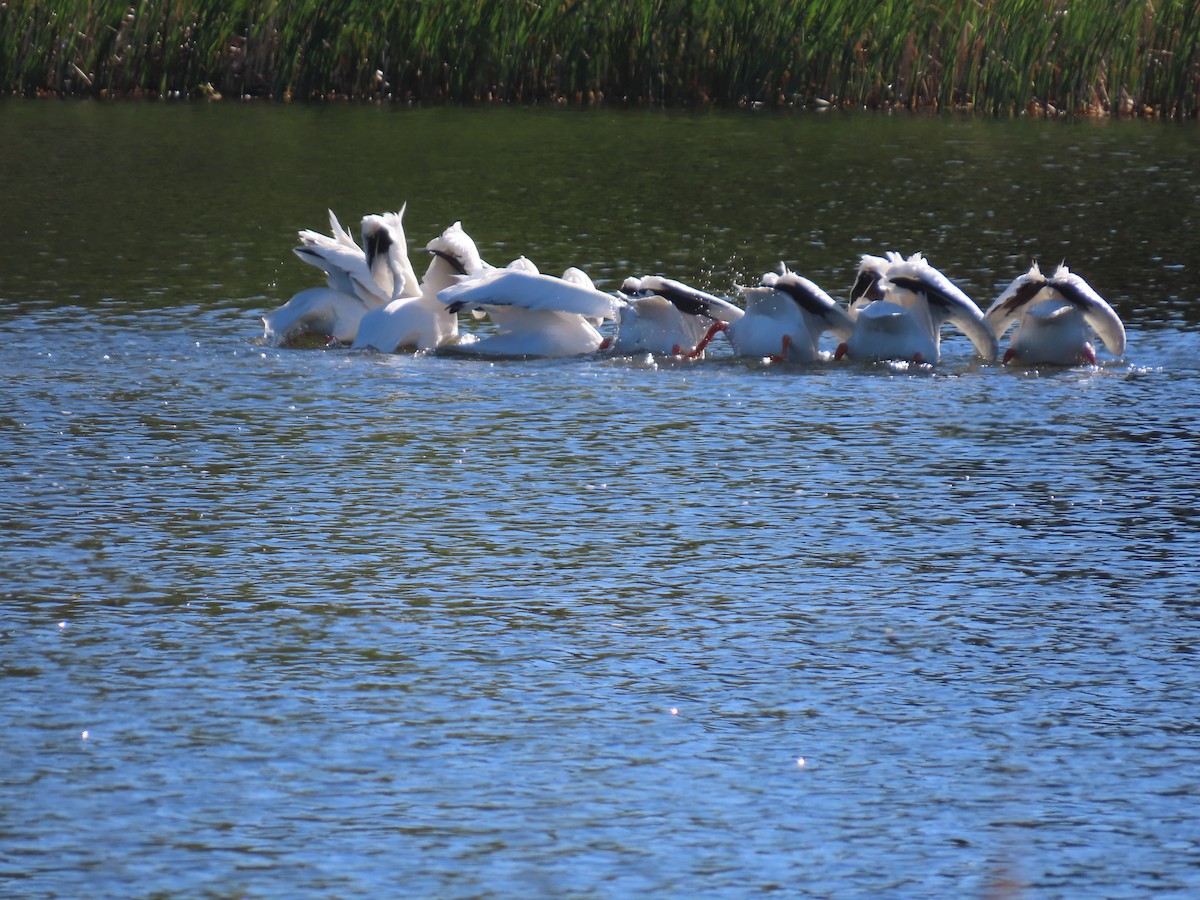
[1,0,1197,116]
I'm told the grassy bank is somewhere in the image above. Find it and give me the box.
[2,0,1197,116]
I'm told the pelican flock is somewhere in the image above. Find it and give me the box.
[262,207,1128,367]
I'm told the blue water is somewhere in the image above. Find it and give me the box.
[2,103,1199,897]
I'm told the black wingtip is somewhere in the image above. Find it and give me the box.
[998,278,1047,315]
[774,279,831,316]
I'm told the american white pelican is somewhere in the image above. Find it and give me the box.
[351,221,492,353]
[838,252,998,363]
[986,262,1126,365]
[262,208,421,345]
[418,220,497,297]
[438,262,620,357]
[726,266,855,362]
[610,275,744,357]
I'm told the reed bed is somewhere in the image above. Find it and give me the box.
[2,0,1197,116]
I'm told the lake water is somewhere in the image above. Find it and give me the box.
[2,101,1199,897]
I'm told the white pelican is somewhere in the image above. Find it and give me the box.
[262,208,421,345]
[726,266,855,362]
[438,262,620,357]
[837,252,998,363]
[418,220,497,297]
[610,275,744,357]
[986,262,1126,365]
[351,221,492,353]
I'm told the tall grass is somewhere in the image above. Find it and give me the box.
[1,0,1197,116]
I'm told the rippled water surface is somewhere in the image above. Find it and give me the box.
[2,102,1199,897]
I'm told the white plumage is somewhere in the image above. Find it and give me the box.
[350,221,493,353]
[263,208,420,345]
[727,266,855,362]
[612,275,744,357]
[839,252,998,363]
[986,262,1126,365]
[265,208,1134,371]
[438,263,620,357]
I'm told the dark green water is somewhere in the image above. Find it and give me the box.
[2,102,1199,897]
[2,101,1198,323]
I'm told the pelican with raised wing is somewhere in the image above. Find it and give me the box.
[263,208,421,345]
[439,261,620,357]
[727,266,855,363]
[986,262,1126,365]
[351,221,493,353]
[837,252,998,363]
[611,275,744,357]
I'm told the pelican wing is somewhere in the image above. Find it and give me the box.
[1048,266,1126,356]
[325,209,359,248]
[772,273,856,339]
[293,209,419,308]
[561,268,612,325]
[294,231,375,301]
[943,302,1000,361]
[296,209,359,254]
[849,253,897,310]
[351,293,455,352]
[263,286,368,345]
[887,257,998,360]
[985,265,1049,338]
[625,275,744,323]
[294,237,363,272]
[439,268,620,321]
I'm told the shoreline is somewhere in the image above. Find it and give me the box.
[3,1,1198,119]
